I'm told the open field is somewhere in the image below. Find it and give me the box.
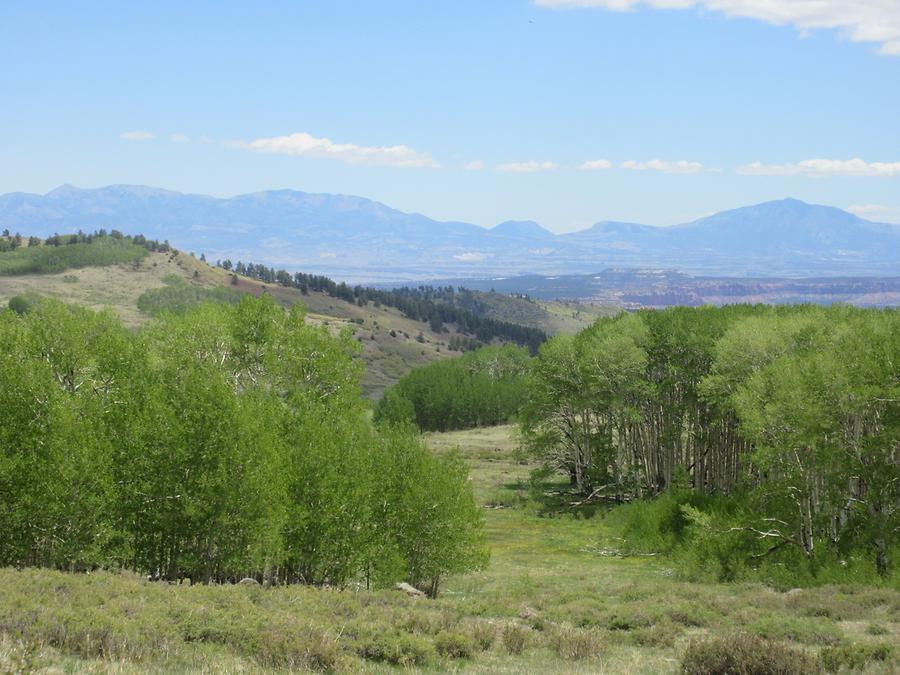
[2,425,897,673]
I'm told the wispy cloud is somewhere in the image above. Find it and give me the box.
[622,158,705,174]
[170,133,190,143]
[120,130,154,141]
[847,204,900,224]
[738,158,900,177]
[231,131,440,168]
[465,160,486,170]
[533,0,900,56]
[579,159,613,171]
[198,135,213,144]
[495,160,559,173]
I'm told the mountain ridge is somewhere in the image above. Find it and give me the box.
[1,185,897,281]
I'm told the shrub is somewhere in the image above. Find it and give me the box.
[7,295,32,315]
[748,615,843,646]
[820,643,894,673]
[137,275,244,316]
[680,634,819,675]
[434,631,475,659]
[467,621,496,651]
[254,626,342,672]
[549,626,604,660]
[501,624,529,655]
[355,632,432,666]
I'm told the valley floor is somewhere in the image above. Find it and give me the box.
[2,425,898,673]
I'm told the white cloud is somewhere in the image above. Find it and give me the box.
[495,160,560,173]
[465,160,486,170]
[579,159,613,170]
[622,158,705,173]
[533,0,900,56]
[232,131,440,168]
[198,135,213,144]
[453,252,491,262]
[738,158,900,177]
[120,130,154,141]
[847,204,900,224]
[170,133,190,143]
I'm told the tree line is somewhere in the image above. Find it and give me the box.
[217,260,547,353]
[0,295,486,595]
[521,305,899,578]
[0,229,171,275]
[375,345,531,432]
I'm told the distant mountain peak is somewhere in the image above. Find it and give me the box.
[46,184,81,197]
[491,220,554,238]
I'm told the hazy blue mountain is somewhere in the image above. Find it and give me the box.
[0,186,897,281]
[491,220,556,239]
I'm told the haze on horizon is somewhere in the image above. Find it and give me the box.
[2,1,899,232]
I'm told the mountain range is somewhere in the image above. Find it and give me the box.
[1,185,897,282]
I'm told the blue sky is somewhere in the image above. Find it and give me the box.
[2,0,899,231]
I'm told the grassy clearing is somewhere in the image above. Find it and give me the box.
[3,425,897,673]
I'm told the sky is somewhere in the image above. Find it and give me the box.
[1,0,899,232]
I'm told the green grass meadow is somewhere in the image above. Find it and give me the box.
[2,425,898,673]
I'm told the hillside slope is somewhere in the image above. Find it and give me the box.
[1,236,600,396]
[0,249,462,398]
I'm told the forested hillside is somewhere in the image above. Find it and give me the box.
[522,305,899,581]
[220,260,547,353]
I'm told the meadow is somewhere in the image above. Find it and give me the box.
[2,425,896,673]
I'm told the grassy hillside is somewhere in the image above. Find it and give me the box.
[0,246,494,397]
[452,289,616,335]
[2,425,896,673]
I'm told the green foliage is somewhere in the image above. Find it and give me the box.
[354,631,433,665]
[820,643,895,672]
[136,274,245,316]
[680,634,819,675]
[524,304,900,583]
[501,624,529,655]
[434,631,475,658]
[0,296,486,592]
[0,235,147,275]
[549,626,604,660]
[7,293,39,315]
[374,345,531,431]
[370,428,489,595]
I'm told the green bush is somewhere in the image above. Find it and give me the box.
[680,634,819,675]
[137,275,245,316]
[434,631,475,659]
[820,643,894,672]
[468,621,496,651]
[501,624,529,655]
[7,295,34,315]
[549,626,604,660]
[355,631,433,666]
